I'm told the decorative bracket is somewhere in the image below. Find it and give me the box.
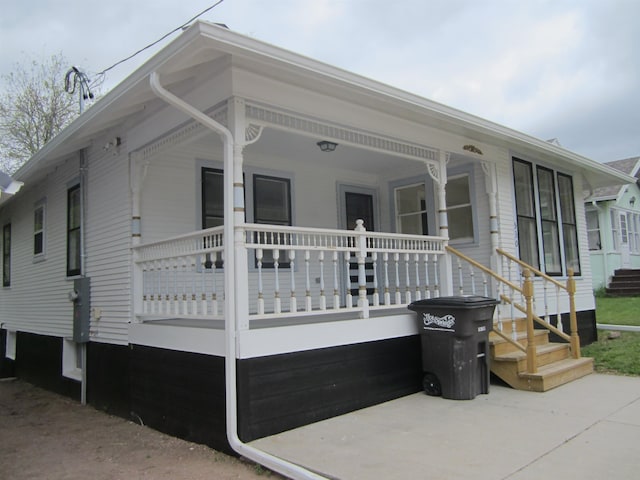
[244,123,264,146]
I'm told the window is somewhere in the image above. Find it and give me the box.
[201,168,224,228]
[537,167,561,275]
[2,223,10,287]
[395,183,428,235]
[446,174,474,242]
[558,173,580,275]
[513,158,581,276]
[611,210,619,251]
[254,174,291,267]
[34,203,45,257]
[67,185,81,277]
[586,209,601,251]
[513,160,539,269]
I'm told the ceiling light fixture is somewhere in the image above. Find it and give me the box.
[317,140,338,152]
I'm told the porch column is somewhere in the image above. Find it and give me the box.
[130,152,147,321]
[431,151,454,296]
[482,161,502,285]
[228,97,250,331]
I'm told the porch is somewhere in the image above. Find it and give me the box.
[131,222,591,391]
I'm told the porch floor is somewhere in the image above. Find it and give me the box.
[250,373,640,479]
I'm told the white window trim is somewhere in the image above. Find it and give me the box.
[446,169,478,245]
[62,338,82,381]
[5,330,16,360]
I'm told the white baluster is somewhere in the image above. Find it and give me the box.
[372,252,380,306]
[423,253,431,299]
[319,251,326,310]
[200,255,207,315]
[457,257,464,295]
[256,248,264,315]
[556,285,563,332]
[211,252,218,316]
[404,253,411,304]
[414,253,421,301]
[345,251,353,309]
[383,252,391,305]
[394,253,401,305]
[433,254,440,298]
[289,249,297,313]
[333,251,340,310]
[191,256,197,315]
[470,265,476,295]
[305,250,312,312]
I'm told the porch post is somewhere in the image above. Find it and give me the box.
[482,161,502,295]
[435,151,454,296]
[130,152,146,321]
[228,97,250,331]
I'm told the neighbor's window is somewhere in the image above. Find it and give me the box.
[395,183,428,235]
[586,209,601,251]
[513,158,581,276]
[34,203,45,257]
[610,211,620,251]
[67,185,81,277]
[2,223,11,287]
[446,174,474,242]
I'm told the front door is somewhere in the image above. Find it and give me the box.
[340,186,378,305]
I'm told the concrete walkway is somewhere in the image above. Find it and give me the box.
[251,374,640,479]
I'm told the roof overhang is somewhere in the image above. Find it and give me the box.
[12,21,635,192]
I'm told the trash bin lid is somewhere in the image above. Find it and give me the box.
[408,295,499,309]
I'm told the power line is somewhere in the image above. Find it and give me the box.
[92,1,225,86]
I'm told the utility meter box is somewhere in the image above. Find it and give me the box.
[71,277,91,343]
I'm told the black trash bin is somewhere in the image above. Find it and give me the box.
[408,296,499,400]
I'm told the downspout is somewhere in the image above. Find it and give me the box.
[79,148,88,406]
[149,72,325,480]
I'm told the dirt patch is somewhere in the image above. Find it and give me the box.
[0,378,282,479]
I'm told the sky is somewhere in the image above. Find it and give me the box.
[1,0,639,162]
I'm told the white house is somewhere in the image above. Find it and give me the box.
[585,157,640,293]
[0,22,634,466]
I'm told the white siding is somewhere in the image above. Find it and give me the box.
[84,134,132,344]
[0,156,80,337]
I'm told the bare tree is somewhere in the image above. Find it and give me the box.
[0,53,89,173]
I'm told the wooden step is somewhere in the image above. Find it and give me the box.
[515,357,594,392]
[493,317,527,334]
[493,342,570,370]
[489,329,549,356]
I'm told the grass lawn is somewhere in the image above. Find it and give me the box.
[584,296,640,376]
[595,296,640,325]
[582,331,640,376]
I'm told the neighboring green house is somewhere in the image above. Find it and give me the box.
[586,157,640,290]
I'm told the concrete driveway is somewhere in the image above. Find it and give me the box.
[252,374,640,479]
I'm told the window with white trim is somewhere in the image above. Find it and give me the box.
[446,174,474,242]
[513,158,581,276]
[611,210,619,251]
[201,167,224,228]
[395,183,428,235]
[34,202,45,257]
[586,209,601,251]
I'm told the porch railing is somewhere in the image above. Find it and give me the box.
[133,222,448,322]
[446,246,581,374]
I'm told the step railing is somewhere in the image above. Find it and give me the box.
[446,246,581,374]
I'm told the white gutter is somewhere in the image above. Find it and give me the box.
[149,72,325,480]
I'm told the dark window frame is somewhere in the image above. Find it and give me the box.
[67,184,82,277]
[34,203,45,257]
[253,174,292,269]
[2,223,11,287]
